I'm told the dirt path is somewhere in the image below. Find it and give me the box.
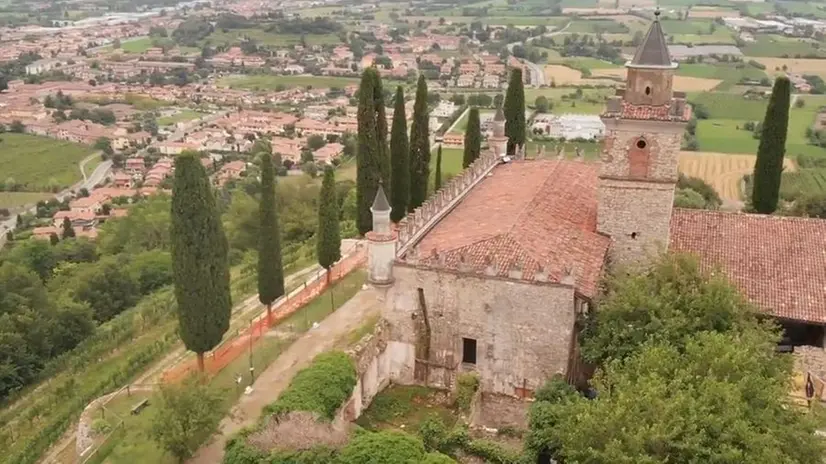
[189,287,385,463]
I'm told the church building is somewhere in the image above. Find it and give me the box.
[365,12,826,423]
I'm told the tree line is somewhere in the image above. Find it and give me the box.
[356,66,525,234]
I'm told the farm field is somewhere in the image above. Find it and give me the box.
[688,7,741,18]
[217,74,358,90]
[676,62,767,88]
[565,18,628,33]
[676,151,798,204]
[524,86,613,104]
[116,37,153,54]
[781,169,826,200]
[0,134,94,191]
[0,192,54,209]
[742,35,826,58]
[750,57,826,78]
[205,28,342,47]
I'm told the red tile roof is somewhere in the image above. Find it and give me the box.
[416,159,610,297]
[670,209,826,324]
[611,100,691,122]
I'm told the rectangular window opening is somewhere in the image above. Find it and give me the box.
[462,337,477,365]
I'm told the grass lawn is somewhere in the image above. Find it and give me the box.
[551,97,605,115]
[555,56,621,70]
[355,385,458,431]
[431,147,465,189]
[0,133,95,191]
[452,109,495,132]
[660,19,716,35]
[205,28,342,47]
[157,109,205,126]
[566,18,627,34]
[218,74,358,91]
[672,30,736,45]
[119,37,153,53]
[99,270,368,463]
[742,34,826,58]
[0,191,54,209]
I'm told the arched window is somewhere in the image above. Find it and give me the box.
[629,137,650,177]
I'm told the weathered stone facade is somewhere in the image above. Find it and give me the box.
[624,68,675,106]
[385,264,576,397]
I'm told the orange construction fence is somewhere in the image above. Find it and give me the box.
[162,247,367,383]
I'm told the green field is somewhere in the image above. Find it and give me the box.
[205,28,342,47]
[120,37,153,53]
[157,109,205,126]
[742,34,826,58]
[218,74,358,91]
[0,133,95,191]
[431,147,464,188]
[660,19,716,35]
[692,92,826,157]
[781,169,826,200]
[566,19,627,34]
[452,109,495,132]
[0,191,54,209]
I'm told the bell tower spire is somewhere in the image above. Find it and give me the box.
[597,12,690,269]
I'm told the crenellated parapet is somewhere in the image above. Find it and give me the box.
[397,244,582,287]
[396,150,500,256]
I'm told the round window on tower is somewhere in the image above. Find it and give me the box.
[645,86,651,95]
[636,139,647,149]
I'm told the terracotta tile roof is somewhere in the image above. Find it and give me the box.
[670,209,826,324]
[416,159,610,297]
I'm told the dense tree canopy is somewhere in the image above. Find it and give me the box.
[257,153,284,320]
[462,108,481,168]
[390,85,409,223]
[317,167,341,280]
[409,75,431,211]
[752,76,790,214]
[503,68,526,156]
[526,253,824,463]
[356,68,390,235]
[170,153,232,369]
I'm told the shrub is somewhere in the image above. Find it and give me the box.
[90,418,112,436]
[674,188,706,209]
[677,174,722,208]
[463,439,525,463]
[262,351,356,420]
[337,430,427,464]
[421,452,458,463]
[454,372,479,412]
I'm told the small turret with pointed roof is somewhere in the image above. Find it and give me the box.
[622,8,678,107]
[370,181,391,235]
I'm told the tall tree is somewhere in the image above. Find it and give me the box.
[434,145,443,191]
[170,153,232,372]
[390,85,409,222]
[409,74,430,211]
[503,68,526,156]
[61,217,75,239]
[257,153,284,324]
[317,166,342,284]
[463,107,482,168]
[752,76,791,214]
[356,68,390,235]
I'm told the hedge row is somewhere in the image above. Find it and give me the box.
[261,351,357,420]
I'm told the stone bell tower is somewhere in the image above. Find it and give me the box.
[488,107,508,157]
[598,10,690,268]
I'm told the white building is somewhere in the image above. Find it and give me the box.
[531,114,605,140]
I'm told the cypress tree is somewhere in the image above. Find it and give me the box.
[356,68,390,235]
[61,217,75,239]
[463,107,482,168]
[170,152,231,371]
[257,153,284,324]
[409,74,430,212]
[317,166,341,284]
[752,76,791,214]
[435,144,443,191]
[390,85,409,223]
[504,68,526,156]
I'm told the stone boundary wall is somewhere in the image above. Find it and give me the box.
[334,320,392,426]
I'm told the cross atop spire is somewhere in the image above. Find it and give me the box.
[628,9,675,68]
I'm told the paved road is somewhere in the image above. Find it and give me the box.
[507,22,571,87]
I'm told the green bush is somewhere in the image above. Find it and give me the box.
[271,446,337,464]
[262,351,356,420]
[336,430,426,464]
[454,373,479,412]
[674,188,706,209]
[421,452,458,463]
[90,418,112,436]
[463,439,525,464]
[223,434,268,464]
[677,174,721,208]
[534,375,576,403]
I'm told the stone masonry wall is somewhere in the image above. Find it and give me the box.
[625,68,675,106]
[385,265,576,397]
[598,177,675,267]
[600,126,682,182]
